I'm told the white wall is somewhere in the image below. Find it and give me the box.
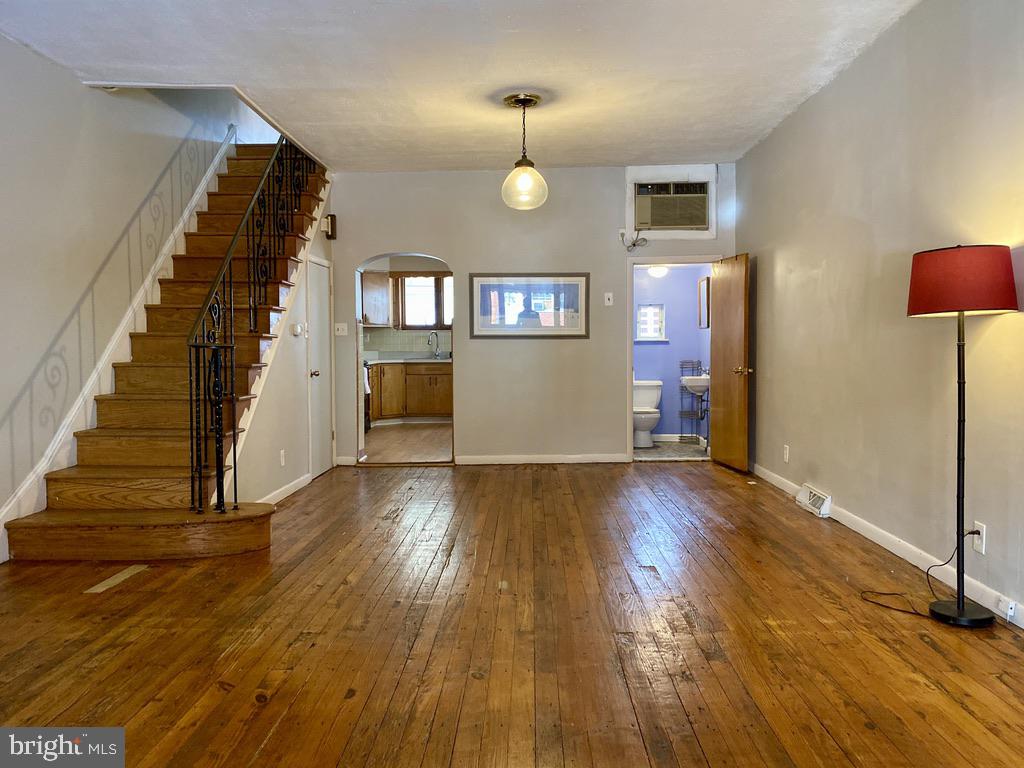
[0,34,277,509]
[236,191,335,502]
[737,0,1024,612]
[331,165,735,462]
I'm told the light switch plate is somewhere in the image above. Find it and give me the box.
[335,322,348,336]
[604,292,614,306]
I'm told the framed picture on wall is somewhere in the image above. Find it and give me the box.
[469,273,590,338]
[698,276,710,329]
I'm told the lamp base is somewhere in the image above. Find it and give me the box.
[929,599,995,628]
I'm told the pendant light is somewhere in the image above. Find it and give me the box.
[501,93,548,210]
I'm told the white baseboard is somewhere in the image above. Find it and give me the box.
[752,463,801,496]
[371,417,453,427]
[259,472,311,504]
[753,464,1023,629]
[455,453,630,465]
[0,126,237,563]
[334,456,357,466]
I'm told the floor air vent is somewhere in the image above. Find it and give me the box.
[796,483,832,518]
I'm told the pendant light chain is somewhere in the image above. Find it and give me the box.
[521,104,528,159]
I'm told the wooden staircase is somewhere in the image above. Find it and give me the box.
[5,144,328,560]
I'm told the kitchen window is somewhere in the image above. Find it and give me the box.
[398,274,454,329]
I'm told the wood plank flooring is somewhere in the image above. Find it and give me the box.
[364,422,453,464]
[0,462,1022,767]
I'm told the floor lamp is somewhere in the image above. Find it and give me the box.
[907,244,1019,627]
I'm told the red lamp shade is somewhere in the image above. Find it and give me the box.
[908,244,1019,317]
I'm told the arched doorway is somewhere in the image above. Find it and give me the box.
[355,253,454,464]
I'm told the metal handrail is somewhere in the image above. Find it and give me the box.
[187,137,285,341]
[186,136,316,512]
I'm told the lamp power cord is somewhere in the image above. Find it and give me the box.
[860,529,979,618]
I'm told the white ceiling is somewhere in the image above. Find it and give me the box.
[0,0,918,171]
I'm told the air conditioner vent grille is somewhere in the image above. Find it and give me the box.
[796,483,832,518]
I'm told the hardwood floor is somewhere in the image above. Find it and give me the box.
[364,422,453,464]
[0,462,1022,767]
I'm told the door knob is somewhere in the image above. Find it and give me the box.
[310,370,320,377]
[732,366,754,375]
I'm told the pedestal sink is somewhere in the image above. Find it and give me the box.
[680,375,710,396]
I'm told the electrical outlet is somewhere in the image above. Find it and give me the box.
[279,449,286,467]
[604,292,614,306]
[972,521,986,555]
[1007,601,1017,622]
[783,444,790,463]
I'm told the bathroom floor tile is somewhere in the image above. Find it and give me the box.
[633,440,709,461]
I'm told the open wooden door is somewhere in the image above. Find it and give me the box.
[710,253,751,471]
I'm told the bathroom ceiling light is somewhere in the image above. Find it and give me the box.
[647,265,669,278]
[501,93,548,210]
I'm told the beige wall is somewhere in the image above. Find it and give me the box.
[0,34,277,507]
[737,0,1024,605]
[331,165,735,461]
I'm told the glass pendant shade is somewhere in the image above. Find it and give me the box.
[502,159,548,210]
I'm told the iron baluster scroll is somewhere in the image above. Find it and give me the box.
[187,137,317,512]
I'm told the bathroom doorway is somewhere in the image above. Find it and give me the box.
[627,259,715,462]
[354,253,455,465]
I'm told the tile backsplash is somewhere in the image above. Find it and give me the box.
[363,327,452,354]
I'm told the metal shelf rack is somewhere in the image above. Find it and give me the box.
[679,360,708,445]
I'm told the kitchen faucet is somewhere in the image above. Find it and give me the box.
[427,331,440,359]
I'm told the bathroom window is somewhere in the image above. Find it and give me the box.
[398,273,454,330]
[636,303,666,341]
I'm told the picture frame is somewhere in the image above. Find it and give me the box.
[698,275,710,329]
[469,273,590,339]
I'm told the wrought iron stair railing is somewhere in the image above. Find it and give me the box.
[187,137,317,512]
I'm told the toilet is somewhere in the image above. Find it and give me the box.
[632,380,663,448]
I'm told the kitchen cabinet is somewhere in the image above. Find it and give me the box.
[370,364,382,421]
[361,271,392,327]
[379,363,406,418]
[405,363,453,416]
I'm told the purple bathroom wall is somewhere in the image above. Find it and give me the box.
[633,264,712,437]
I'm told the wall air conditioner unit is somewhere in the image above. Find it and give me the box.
[796,483,832,518]
[634,182,709,231]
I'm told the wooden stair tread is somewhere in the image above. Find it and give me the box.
[145,303,287,312]
[5,503,274,529]
[94,393,256,402]
[220,170,326,180]
[112,361,266,368]
[208,190,324,203]
[45,465,217,480]
[74,427,244,438]
[159,277,295,286]
[129,331,276,339]
[185,232,311,244]
[173,253,303,262]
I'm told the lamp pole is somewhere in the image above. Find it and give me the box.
[928,310,994,627]
[956,310,966,616]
